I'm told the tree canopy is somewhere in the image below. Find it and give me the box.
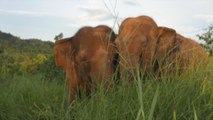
[197,25,213,56]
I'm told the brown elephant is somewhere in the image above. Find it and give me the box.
[54,25,118,103]
[116,15,209,79]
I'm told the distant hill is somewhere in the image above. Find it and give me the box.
[0,30,54,54]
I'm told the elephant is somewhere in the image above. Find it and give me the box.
[116,15,209,79]
[54,25,118,104]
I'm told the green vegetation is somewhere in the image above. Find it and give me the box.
[0,30,63,80]
[198,25,213,56]
[0,59,213,120]
[0,31,213,120]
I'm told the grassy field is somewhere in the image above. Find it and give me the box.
[0,59,213,120]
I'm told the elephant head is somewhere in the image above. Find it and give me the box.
[73,25,118,87]
[150,27,179,76]
[54,25,118,103]
[115,15,158,79]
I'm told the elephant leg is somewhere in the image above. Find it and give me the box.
[67,78,79,104]
[66,62,80,104]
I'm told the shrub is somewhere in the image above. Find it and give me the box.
[20,54,47,73]
[37,55,65,82]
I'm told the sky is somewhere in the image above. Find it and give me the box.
[0,0,213,41]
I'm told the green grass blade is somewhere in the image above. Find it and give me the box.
[148,85,160,120]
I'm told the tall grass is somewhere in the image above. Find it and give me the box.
[0,59,213,120]
[0,74,69,120]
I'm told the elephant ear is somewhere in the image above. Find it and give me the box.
[154,27,177,62]
[54,38,73,70]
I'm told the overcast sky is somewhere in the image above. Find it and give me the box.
[0,0,212,41]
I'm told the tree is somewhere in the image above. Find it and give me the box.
[54,33,63,41]
[197,25,213,56]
